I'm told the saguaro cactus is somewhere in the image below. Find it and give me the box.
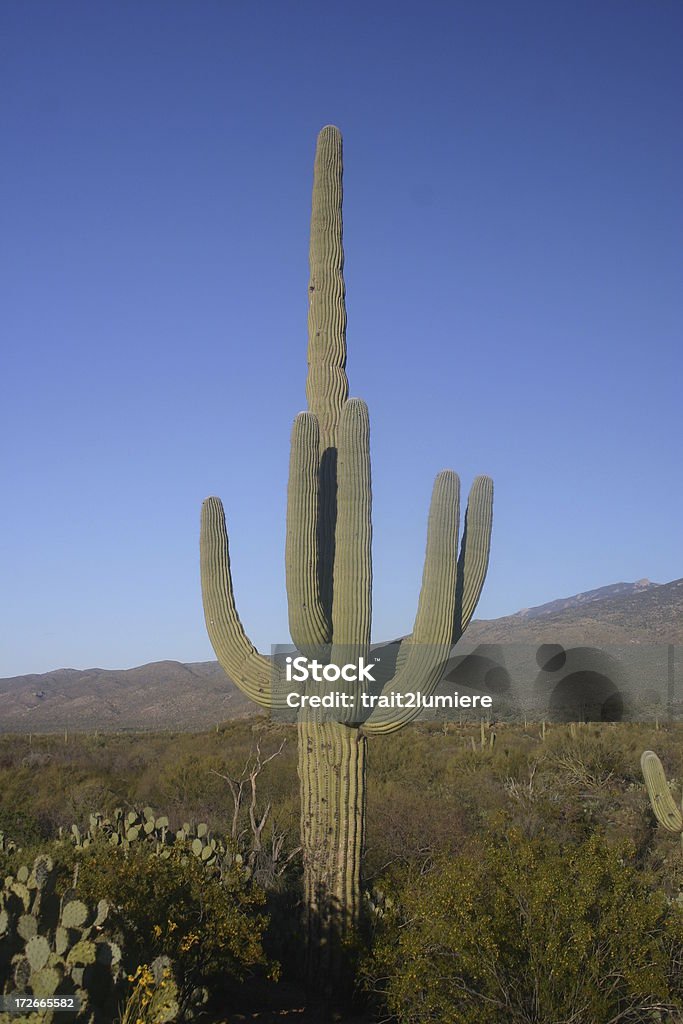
[641,749,683,849]
[200,126,493,984]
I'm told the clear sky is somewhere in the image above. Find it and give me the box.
[2,0,681,677]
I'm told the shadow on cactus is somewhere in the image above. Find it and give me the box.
[200,125,493,992]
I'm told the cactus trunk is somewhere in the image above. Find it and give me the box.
[298,720,365,984]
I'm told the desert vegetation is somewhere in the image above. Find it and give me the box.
[3,719,683,1022]
[4,122,680,1024]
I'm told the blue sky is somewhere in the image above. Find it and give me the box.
[2,0,681,677]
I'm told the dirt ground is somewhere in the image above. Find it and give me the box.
[216,980,375,1024]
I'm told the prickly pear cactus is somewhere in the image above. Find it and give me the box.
[63,806,245,880]
[0,854,124,1023]
[200,126,494,986]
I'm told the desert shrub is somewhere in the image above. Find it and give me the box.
[73,837,276,1004]
[153,754,229,815]
[365,781,468,880]
[119,960,180,1024]
[364,830,683,1024]
[0,796,56,850]
[545,724,637,789]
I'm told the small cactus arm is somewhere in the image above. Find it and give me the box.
[641,750,683,843]
[199,125,493,989]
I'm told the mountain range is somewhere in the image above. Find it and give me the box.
[1,577,681,733]
[466,576,682,646]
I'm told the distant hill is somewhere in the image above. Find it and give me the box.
[509,578,661,621]
[468,577,683,646]
[0,660,253,734]
[1,578,681,733]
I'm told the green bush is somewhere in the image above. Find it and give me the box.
[365,830,683,1024]
[73,837,277,1002]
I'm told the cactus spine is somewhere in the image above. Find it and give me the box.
[200,126,493,984]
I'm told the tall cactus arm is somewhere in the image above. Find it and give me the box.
[389,474,494,676]
[307,126,349,627]
[286,412,331,651]
[641,750,683,833]
[410,471,461,646]
[306,124,348,451]
[453,475,494,641]
[200,497,287,709]
[363,471,460,735]
[331,398,372,652]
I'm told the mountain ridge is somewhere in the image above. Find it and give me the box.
[511,578,660,620]
[1,577,681,733]
[466,576,683,646]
